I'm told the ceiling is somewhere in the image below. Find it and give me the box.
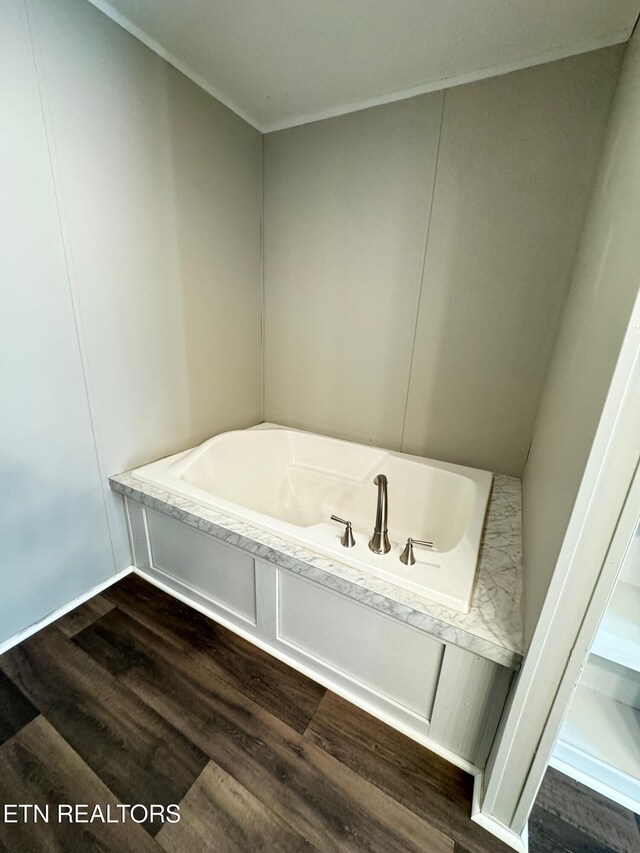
[90,0,639,132]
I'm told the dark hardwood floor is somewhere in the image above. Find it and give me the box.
[0,574,638,852]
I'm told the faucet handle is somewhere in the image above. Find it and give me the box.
[400,537,434,566]
[330,515,356,548]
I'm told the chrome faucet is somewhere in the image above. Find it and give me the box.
[368,474,391,554]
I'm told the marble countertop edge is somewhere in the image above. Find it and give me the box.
[109,471,524,670]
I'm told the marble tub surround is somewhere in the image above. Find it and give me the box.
[110,469,523,668]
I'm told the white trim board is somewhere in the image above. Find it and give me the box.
[480,286,640,832]
[471,770,529,853]
[84,0,630,134]
[472,775,529,852]
[520,284,640,801]
[0,567,133,656]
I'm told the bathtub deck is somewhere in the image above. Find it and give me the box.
[111,468,524,668]
[1,574,637,853]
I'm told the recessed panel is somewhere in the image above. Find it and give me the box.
[146,510,256,623]
[277,571,443,719]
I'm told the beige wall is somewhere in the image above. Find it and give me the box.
[1,0,262,643]
[264,47,623,475]
[522,31,640,644]
[264,95,444,450]
[29,0,263,569]
[1,0,115,643]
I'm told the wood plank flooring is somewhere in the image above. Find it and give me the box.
[0,573,637,852]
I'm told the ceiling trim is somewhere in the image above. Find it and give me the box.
[261,29,630,133]
[86,0,263,130]
[86,1,631,135]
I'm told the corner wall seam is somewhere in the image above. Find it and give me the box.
[260,130,266,422]
[399,90,446,451]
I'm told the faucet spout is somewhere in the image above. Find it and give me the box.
[369,474,391,554]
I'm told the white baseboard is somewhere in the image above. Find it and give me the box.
[0,566,133,655]
[472,773,529,852]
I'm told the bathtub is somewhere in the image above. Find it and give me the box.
[131,424,493,613]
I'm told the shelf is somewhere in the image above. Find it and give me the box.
[592,582,640,672]
[554,685,640,812]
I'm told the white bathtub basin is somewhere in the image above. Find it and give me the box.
[131,424,493,613]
